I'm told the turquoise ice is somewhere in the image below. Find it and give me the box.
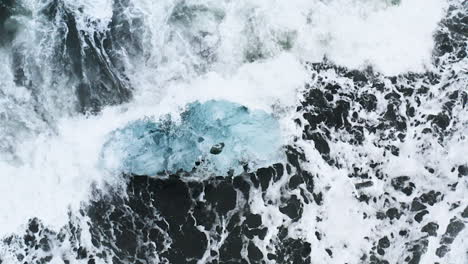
[101,100,283,176]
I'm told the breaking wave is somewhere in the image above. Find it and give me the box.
[0,0,466,263]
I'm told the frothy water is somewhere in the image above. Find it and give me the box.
[0,0,466,263]
[101,100,283,176]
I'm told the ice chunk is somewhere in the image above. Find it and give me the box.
[100,100,283,176]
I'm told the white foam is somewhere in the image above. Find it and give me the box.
[295,0,447,75]
[211,0,447,75]
[65,0,114,32]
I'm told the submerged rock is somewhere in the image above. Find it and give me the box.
[101,100,283,176]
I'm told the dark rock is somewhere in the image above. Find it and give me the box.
[355,181,373,189]
[329,100,350,128]
[391,176,415,196]
[285,146,305,170]
[77,247,88,259]
[275,238,311,263]
[441,218,465,244]
[273,163,284,178]
[39,237,51,252]
[384,92,401,100]
[407,239,428,264]
[358,194,370,203]
[301,170,315,193]
[309,132,330,155]
[313,192,323,205]
[436,245,449,258]
[402,185,415,196]
[247,242,263,261]
[386,208,400,220]
[148,228,163,243]
[378,236,390,249]
[377,211,387,220]
[205,181,237,215]
[315,231,322,240]
[257,167,275,191]
[23,233,35,247]
[358,93,378,111]
[174,220,207,259]
[249,172,260,188]
[151,178,191,225]
[267,253,277,260]
[28,219,40,233]
[369,255,389,264]
[116,230,137,256]
[414,210,429,223]
[302,114,321,130]
[303,89,328,108]
[417,86,429,94]
[16,254,24,261]
[411,199,427,212]
[245,227,267,240]
[462,206,468,218]
[280,195,303,220]
[210,143,225,155]
[345,70,368,83]
[383,104,398,122]
[289,174,304,189]
[420,191,441,206]
[458,165,468,176]
[233,176,250,197]
[392,176,410,187]
[377,248,385,256]
[219,226,243,262]
[421,222,439,237]
[429,113,450,129]
[245,214,262,228]
[302,242,311,257]
[407,106,416,117]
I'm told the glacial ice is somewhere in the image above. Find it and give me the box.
[101,100,283,176]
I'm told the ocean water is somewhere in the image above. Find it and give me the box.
[0,0,466,263]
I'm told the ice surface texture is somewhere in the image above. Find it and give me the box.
[101,100,283,176]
